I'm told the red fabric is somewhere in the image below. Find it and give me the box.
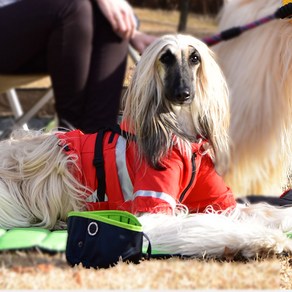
[124,138,236,213]
[57,130,97,191]
[57,129,236,214]
[280,189,291,198]
[183,153,235,212]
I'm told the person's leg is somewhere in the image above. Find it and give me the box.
[0,0,94,129]
[0,0,51,73]
[46,0,95,129]
[80,4,129,132]
[0,0,128,131]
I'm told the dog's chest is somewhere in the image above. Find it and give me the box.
[173,106,196,137]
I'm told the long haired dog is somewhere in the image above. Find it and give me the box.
[0,34,292,259]
[123,34,230,174]
[213,0,292,196]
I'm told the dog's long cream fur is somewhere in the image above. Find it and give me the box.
[140,205,292,259]
[0,130,88,229]
[0,34,291,259]
[214,0,292,195]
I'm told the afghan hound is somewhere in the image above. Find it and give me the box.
[213,0,292,196]
[0,34,292,259]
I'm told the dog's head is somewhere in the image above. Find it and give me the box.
[123,34,230,173]
[156,36,200,106]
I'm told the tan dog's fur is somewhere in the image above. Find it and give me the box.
[214,0,292,196]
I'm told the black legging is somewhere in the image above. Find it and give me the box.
[0,0,129,132]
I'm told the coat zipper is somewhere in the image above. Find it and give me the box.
[179,153,197,203]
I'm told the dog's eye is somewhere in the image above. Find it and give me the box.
[160,50,175,65]
[189,53,200,65]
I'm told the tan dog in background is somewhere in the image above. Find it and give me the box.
[214,0,292,196]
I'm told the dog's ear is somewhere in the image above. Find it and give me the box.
[123,36,171,120]
[190,39,230,173]
[122,36,176,167]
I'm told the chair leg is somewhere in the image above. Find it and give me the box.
[11,88,54,129]
[6,89,28,130]
[1,48,137,137]
[128,45,140,64]
[0,88,54,139]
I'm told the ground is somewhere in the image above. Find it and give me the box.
[0,252,289,289]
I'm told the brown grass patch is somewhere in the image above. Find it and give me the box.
[0,252,288,289]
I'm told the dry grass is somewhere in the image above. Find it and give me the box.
[1,8,292,290]
[0,252,289,289]
[135,7,217,38]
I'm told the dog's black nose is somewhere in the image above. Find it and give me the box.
[175,88,190,101]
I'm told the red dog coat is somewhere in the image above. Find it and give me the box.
[57,127,236,214]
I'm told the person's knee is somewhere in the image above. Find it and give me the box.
[59,0,93,24]
[59,0,94,38]
[69,0,92,16]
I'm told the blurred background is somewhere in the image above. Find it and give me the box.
[0,0,223,131]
